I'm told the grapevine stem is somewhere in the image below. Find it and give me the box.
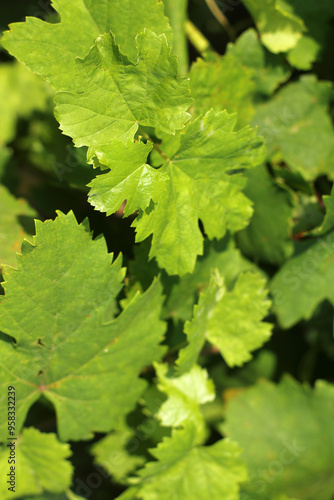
[205,0,236,41]
[184,20,214,56]
[163,0,189,76]
[138,126,169,162]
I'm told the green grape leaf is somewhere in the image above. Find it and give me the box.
[311,185,334,236]
[190,53,256,128]
[190,29,292,129]
[273,496,298,500]
[285,0,334,69]
[226,28,291,96]
[54,30,191,152]
[1,0,172,91]
[291,193,324,236]
[243,0,334,69]
[154,364,215,441]
[177,270,272,373]
[253,75,334,180]
[0,62,51,145]
[88,140,168,217]
[0,427,72,498]
[0,185,37,268]
[0,211,166,441]
[270,231,334,328]
[119,425,248,500]
[242,0,305,53]
[223,377,334,500]
[127,237,259,334]
[91,421,145,483]
[20,492,84,500]
[286,35,319,70]
[134,110,265,276]
[236,165,294,265]
[165,237,257,323]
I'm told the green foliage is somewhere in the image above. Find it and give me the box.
[120,425,248,500]
[253,75,334,180]
[223,378,334,499]
[242,0,304,54]
[91,422,146,483]
[0,427,73,498]
[236,165,294,265]
[0,212,166,441]
[155,363,214,440]
[54,30,192,152]
[271,230,334,327]
[134,110,265,275]
[177,270,272,372]
[0,62,51,145]
[88,140,168,217]
[0,185,36,268]
[0,0,333,499]
[1,0,172,91]
[243,0,334,69]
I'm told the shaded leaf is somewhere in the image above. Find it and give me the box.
[253,76,334,180]
[270,230,334,328]
[236,165,294,265]
[0,185,37,268]
[223,377,334,500]
[226,28,291,96]
[91,422,145,483]
[0,62,51,145]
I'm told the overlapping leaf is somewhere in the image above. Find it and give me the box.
[88,140,168,216]
[1,0,172,91]
[0,427,73,498]
[190,53,256,128]
[223,377,334,500]
[243,0,334,69]
[0,211,166,441]
[0,185,37,268]
[226,28,291,96]
[242,0,305,53]
[134,110,265,276]
[285,0,334,69]
[190,29,291,128]
[0,62,51,145]
[270,230,334,328]
[54,30,191,152]
[311,185,334,236]
[155,364,215,440]
[236,165,294,265]
[119,425,248,500]
[92,421,145,483]
[164,237,257,322]
[177,270,272,373]
[253,75,334,180]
